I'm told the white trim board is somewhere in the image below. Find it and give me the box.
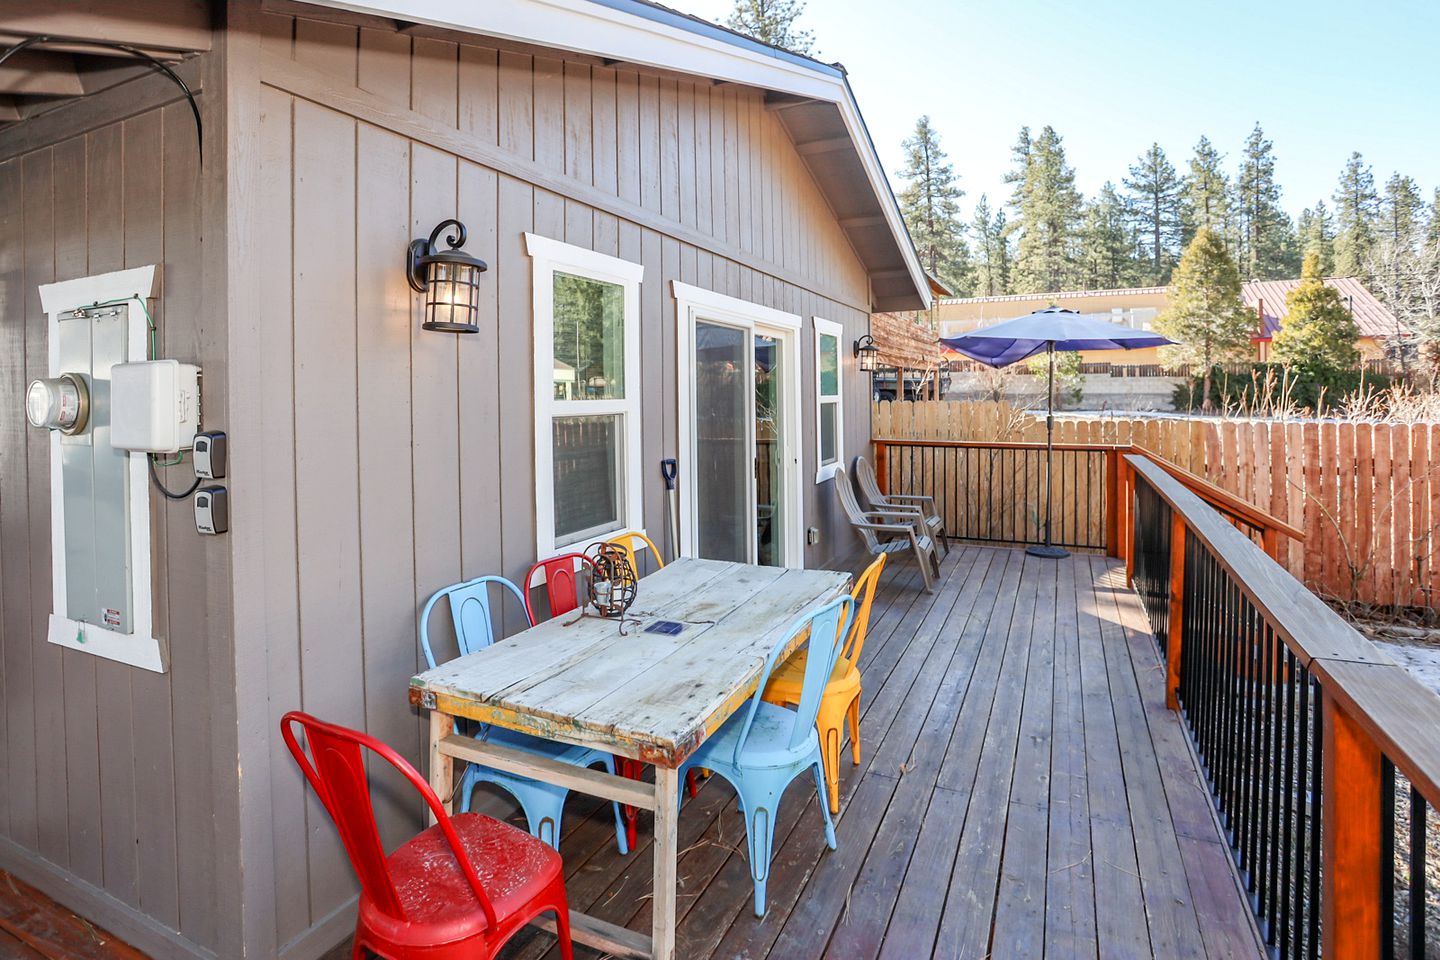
[812,316,844,484]
[527,233,648,564]
[301,0,931,310]
[37,265,166,673]
[672,280,804,569]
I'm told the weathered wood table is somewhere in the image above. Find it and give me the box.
[408,557,851,960]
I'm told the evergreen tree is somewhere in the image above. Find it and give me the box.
[1380,173,1425,247]
[1332,152,1379,277]
[1002,126,1033,212]
[1271,252,1362,371]
[1180,136,1231,248]
[1154,227,1255,410]
[895,116,971,294]
[970,195,1011,296]
[1234,124,1296,279]
[725,0,814,53]
[1297,202,1335,276]
[1123,142,1184,284]
[1077,183,1138,289]
[1008,125,1083,293]
[1429,188,1440,247]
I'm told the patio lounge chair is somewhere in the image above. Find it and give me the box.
[834,465,939,593]
[852,455,950,558]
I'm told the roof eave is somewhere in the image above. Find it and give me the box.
[295,0,931,310]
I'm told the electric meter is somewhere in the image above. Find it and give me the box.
[25,374,90,435]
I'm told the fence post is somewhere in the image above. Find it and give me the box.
[874,441,889,495]
[1105,447,1121,559]
[1166,512,1186,710]
[1321,691,1383,960]
[1123,460,1136,586]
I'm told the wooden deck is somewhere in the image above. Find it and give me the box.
[489,544,1265,960]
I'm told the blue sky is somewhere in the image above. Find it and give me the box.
[671,0,1439,222]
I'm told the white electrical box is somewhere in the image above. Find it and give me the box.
[110,359,201,453]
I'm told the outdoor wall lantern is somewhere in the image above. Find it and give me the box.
[407,218,487,334]
[853,334,879,372]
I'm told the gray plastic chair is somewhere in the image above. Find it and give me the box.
[833,466,938,593]
[852,455,950,558]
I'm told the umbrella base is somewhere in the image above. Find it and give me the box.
[1025,544,1071,559]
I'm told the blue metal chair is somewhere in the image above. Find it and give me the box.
[419,575,629,856]
[676,595,854,916]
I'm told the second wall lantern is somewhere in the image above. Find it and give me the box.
[407,218,487,334]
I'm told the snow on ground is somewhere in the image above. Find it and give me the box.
[1373,639,1440,699]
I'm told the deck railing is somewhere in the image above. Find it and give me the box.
[1124,453,1440,960]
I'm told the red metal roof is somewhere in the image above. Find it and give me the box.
[1242,276,1401,340]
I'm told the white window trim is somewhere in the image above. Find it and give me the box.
[813,316,845,483]
[37,265,164,672]
[527,233,647,561]
[672,281,805,568]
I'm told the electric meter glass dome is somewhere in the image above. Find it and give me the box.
[26,375,89,435]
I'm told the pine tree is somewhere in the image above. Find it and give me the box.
[1123,143,1184,284]
[1380,173,1425,247]
[1332,152,1379,277]
[1180,136,1231,248]
[1234,124,1296,279]
[1153,227,1255,409]
[725,0,814,53]
[895,116,971,294]
[1009,125,1083,293]
[1271,252,1362,371]
[1297,202,1335,276]
[970,195,1011,296]
[1429,188,1440,247]
[1002,126,1033,212]
[1077,183,1138,289]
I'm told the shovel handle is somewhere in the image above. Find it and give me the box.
[660,458,678,490]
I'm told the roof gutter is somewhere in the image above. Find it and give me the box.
[292,0,931,309]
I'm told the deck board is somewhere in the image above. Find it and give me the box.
[486,545,1263,960]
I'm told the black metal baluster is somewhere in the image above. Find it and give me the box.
[1280,646,1297,958]
[1307,678,1323,960]
[1410,784,1426,960]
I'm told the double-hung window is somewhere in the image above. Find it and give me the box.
[814,317,844,482]
[528,234,645,558]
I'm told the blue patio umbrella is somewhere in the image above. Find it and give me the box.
[939,306,1173,558]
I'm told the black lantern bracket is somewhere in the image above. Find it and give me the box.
[853,333,879,372]
[407,218,486,292]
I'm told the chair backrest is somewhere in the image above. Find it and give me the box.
[610,530,665,576]
[832,467,881,554]
[840,554,887,671]
[419,575,530,670]
[523,553,596,624]
[852,455,886,509]
[280,711,498,930]
[733,595,854,763]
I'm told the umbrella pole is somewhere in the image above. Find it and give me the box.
[1027,342,1070,559]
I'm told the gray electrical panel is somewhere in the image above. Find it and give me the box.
[57,305,133,633]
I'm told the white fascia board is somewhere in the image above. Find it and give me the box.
[300,0,930,309]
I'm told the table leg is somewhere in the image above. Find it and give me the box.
[651,766,679,960]
[428,709,454,825]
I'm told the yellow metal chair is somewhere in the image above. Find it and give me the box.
[761,553,885,813]
[610,530,665,576]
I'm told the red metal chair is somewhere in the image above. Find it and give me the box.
[522,553,596,624]
[280,711,573,960]
[523,549,698,848]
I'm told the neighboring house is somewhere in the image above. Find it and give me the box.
[1243,276,1402,361]
[0,3,928,959]
[937,277,1403,366]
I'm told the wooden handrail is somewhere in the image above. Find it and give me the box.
[1127,452,1440,960]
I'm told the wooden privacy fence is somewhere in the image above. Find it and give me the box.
[1126,454,1440,960]
[875,400,1440,610]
